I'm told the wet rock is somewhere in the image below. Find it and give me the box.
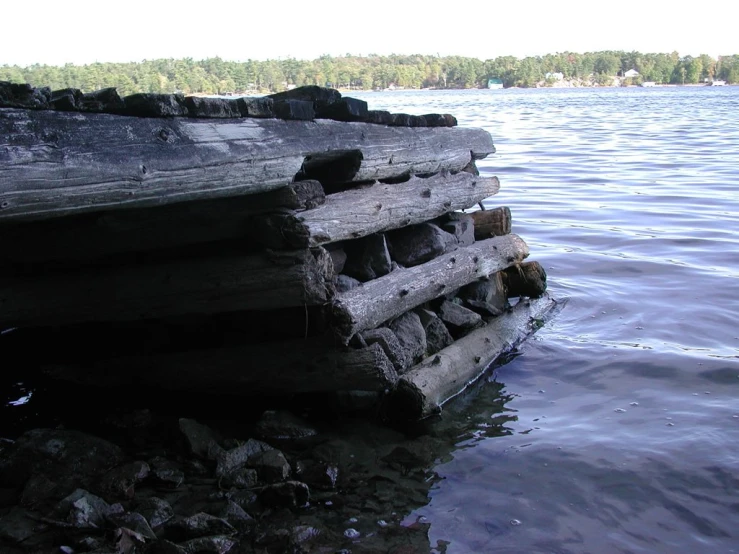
[184,96,240,118]
[342,233,392,282]
[235,96,274,118]
[179,418,221,459]
[0,429,124,495]
[297,460,339,491]
[388,311,427,365]
[440,212,475,248]
[255,410,318,440]
[107,511,158,540]
[54,488,111,528]
[149,457,185,488]
[98,460,150,499]
[250,449,291,483]
[0,506,41,543]
[136,496,174,529]
[50,87,83,111]
[19,473,58,509]
[336,274,362,292]
[219,500,254,530]
[416,309,454,355]
[0,81,50,109]
[259,481,310,509]
[273,99,315,120]
[439,300,483,330]
[169,512,236,540]
[122,93,187,117]
[360,327,410,372]
[215,439,273,478]
[387,223,454,267]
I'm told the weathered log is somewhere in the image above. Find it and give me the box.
[250,174,500,248]
[46,341,398,395]
[471,206,512,239]
[388,295,560,419]
[0,247,335,327]
[0,181,326,266]
[504,261,548,298]
[330,234,530,344]
[0,109,494,222]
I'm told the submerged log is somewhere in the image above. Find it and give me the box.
[1,181,326,266]
[388,295,560,420]
[46,341,398,395]
[251,174,500,249]
[471,206,512,239]
[0,248,334,327]
[330,234,530,344]
[0,109,494,222]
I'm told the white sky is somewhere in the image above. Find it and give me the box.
[3,0,737,67]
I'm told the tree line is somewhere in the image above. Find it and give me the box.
[1,51,738,96]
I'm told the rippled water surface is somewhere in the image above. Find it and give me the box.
[352,87,739,553]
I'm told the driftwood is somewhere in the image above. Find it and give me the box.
[0,181,326,266]
[471,207,512,239]
[0,248,334,327]
[0,109,494,222]
[388,295,560,419]
[330,234,530,344]
[46,341,398,395]
[251,173,501,248]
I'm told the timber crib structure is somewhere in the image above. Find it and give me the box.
[0,82,556,419]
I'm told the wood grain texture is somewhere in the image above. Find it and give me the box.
[0,109,494,222]
[330,234,530,344]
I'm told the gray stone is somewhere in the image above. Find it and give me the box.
[317,97,369,122]
[459,274,509,316]
[179,535,236,554]
[328,247,347,274]
[343,233,392,282]
[19,473,58,509]
[170,512,236,539]
[218,500,254,530]
[366,110,393,125]
[107,511,157,540]
[235,96,274,118]
[136,496,174,529]
[387,223,455,267]
[250,449,291,483]
[259,481,310,509]
[219,468,259,489]
[336,274,362,292]
[54,489,111,528]
[416,309,454,355]
[215,439,273,478]
[440,213,475,247]
[359,327,409,372]
[81,87,124,112]
[254,410,317,440]
[122,93,187,117]
[179,418,221,459]
[50,88,82,111]
[184,96,240,118]
[297,460,339,491]
[149,457,185,488]
[0,506,39,543]
[0,81,50,109]
[439,300,483,329]
[388,311,427,365]
[98,460,150,499]
[273,99,315,120]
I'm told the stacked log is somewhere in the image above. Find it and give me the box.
[0,82,556,419]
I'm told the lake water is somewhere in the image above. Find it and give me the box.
[350,87,739,553]
[3,86,739,553]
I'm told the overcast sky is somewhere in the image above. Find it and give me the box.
[4,0,736,67]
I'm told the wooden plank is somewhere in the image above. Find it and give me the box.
[0,181,326,266]
[251,173,500,248]
[46,341,398,395]
[0,109,495,222]
[330,234,530,344]
[388,295,560,420]
[0,247,334,327]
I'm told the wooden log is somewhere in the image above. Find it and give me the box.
[388,295,560,420]
[0,247,335,328]
[0,181,326,266]
[250,173,500,248]
[503,261,548,298]
[0,109,494,222]
[330,234,530,344]
[471,206,511,239]
[45,341,398,395]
